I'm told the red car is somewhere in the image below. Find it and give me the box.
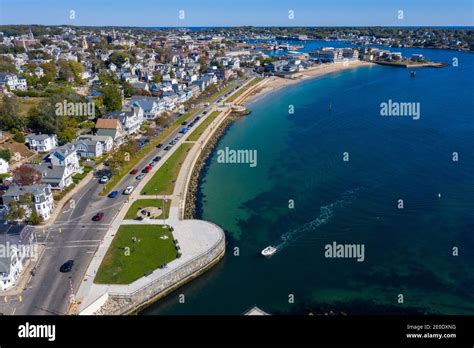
[130,169,139,175]
[92,212,104,221]
[142,166,152,173]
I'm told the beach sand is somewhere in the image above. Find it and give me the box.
[244,60,373,104]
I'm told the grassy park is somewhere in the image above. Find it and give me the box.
[94,224,178,284]
[124,199,171,220]
[225,77,263,103]
[186,111,220,142]
[141,143,193,195]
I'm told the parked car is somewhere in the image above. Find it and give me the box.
[203,111,208,115]
[156,143,163,148]
[169,140,177,146]
[164,146,171,151]
[149,161,157,167]
[60,260,74,273]
[123,186,134,195]
[99,176,109,184]
[130,169,139,175]
[92,212,104,221]
[142,166,152,173]
[179,127,189,134]
[136,173,146,180]
[108,191,119,198]
[153,156,161,162]
[181,121,188,126]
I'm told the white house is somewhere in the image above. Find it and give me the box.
[104,107,144,135]
[78,134,113,153]
[0,225,35,291]
[0,73,27,91]
[0,158,8,174]
[2,184,55,221]
[73,139,103,158]
[35,144,80,190]
[25,134,58,152]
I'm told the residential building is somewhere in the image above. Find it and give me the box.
[0,225,35,291]
[72,139,103,158]
[0,158,8,174]
[25,134,58,152]
[78,134,113,153]
[95,118,125,147]
[2,184,54,221]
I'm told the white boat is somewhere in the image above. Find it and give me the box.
[261,246,277,257]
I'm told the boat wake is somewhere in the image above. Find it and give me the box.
[273,188,359,252]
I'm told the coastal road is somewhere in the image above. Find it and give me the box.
[0,76,250,315]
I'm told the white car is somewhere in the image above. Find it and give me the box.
[99,176,109,184]
[123,185,134,195]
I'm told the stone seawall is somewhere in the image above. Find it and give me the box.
[95,223,225,315]
[184,111,248,219]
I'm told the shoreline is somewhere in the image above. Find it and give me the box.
[245,60,373,104]
[183,60,372,218]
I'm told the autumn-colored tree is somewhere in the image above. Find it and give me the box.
[12,165,42,186]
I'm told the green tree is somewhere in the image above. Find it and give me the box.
[7,200,25,221]
[0,148,11,162]
[101,84,122,112]
[29,210,43,225]
[0,56,17,74]
[12,129,25,143]
[0,95,24,131]
[153,71,162,83]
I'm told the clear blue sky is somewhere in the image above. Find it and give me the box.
[1,0,473,27]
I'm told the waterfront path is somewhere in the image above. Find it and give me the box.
[75,76,268,314]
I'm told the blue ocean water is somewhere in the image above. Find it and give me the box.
[143,47,474,315]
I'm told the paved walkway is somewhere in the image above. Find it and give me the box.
[75,77,268,314]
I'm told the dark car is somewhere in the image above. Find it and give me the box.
[60,260,74,273]
[156,143,163,148]
[130,169,139,175]
[164,146,171,151]
[202,111,208,115]
[108,191,118,198]
[181,121,188,126]
[92,212,104,221]
[153,156,161,162]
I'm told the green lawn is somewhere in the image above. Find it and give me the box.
[141,143,193,195]
[124,199,171,220]
[226,77,263,103]
[94,225,178,284]
[186,111,220,142]
[101,108,203,196]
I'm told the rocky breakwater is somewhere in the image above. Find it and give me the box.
[184,108,250,219]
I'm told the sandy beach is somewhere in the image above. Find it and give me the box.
[244,60,373,104]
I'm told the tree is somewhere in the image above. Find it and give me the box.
[7,200,25,221]
[169,69,175,79]
[153,71,162,83]
[12,165,42,186]
[0,148,11,162]
[0,56,17,74]
[0,95,24,131]
[40,62,57,84]
[29,210,43,225]
[101,84,122,112]
[12,129,25,143]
